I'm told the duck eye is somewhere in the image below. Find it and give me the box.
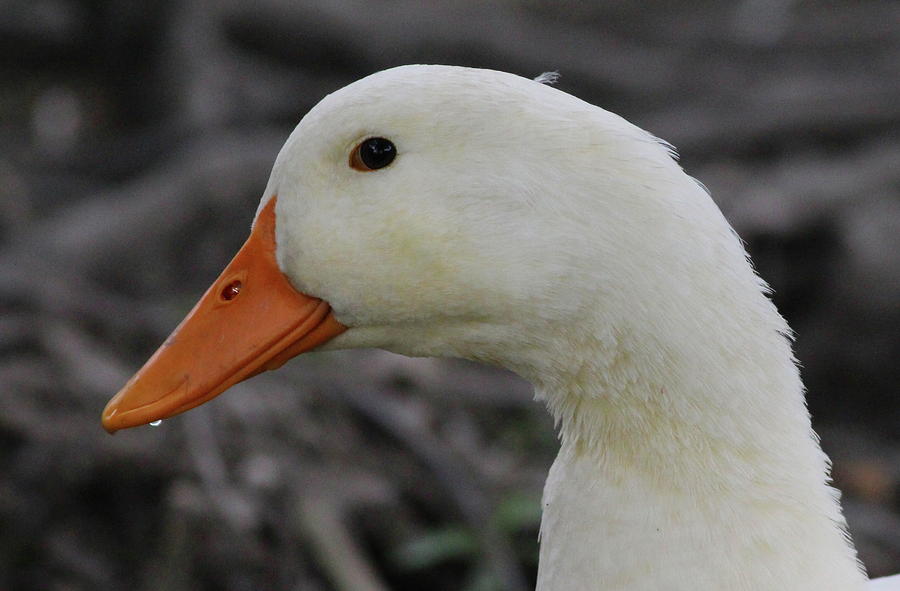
[350,137,396,171]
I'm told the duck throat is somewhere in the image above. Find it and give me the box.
[529,326,867,591]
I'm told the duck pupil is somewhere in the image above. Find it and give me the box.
[360,137,395,169]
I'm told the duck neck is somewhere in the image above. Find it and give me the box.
[527,320,866,591]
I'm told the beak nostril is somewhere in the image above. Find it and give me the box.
[221,280,242,301]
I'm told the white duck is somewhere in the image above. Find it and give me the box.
[102,65,898,591]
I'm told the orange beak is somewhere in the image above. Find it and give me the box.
[101,197,347,433]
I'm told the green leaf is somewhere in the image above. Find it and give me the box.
[392,527,477,571]
[494,493,542,532]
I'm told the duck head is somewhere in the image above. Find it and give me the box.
[102,64,725,432]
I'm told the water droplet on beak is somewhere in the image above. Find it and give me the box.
[149,420,162,427]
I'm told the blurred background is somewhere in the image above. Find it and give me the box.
[1,1,898,589]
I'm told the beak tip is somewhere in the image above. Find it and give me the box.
[100,375,189,434]
[101,404,120,434]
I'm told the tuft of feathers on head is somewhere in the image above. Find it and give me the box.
[534,71,560,85]
[652,135,680,161]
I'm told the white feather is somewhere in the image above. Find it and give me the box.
[534,71,561,85]
[263,65,893,590]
